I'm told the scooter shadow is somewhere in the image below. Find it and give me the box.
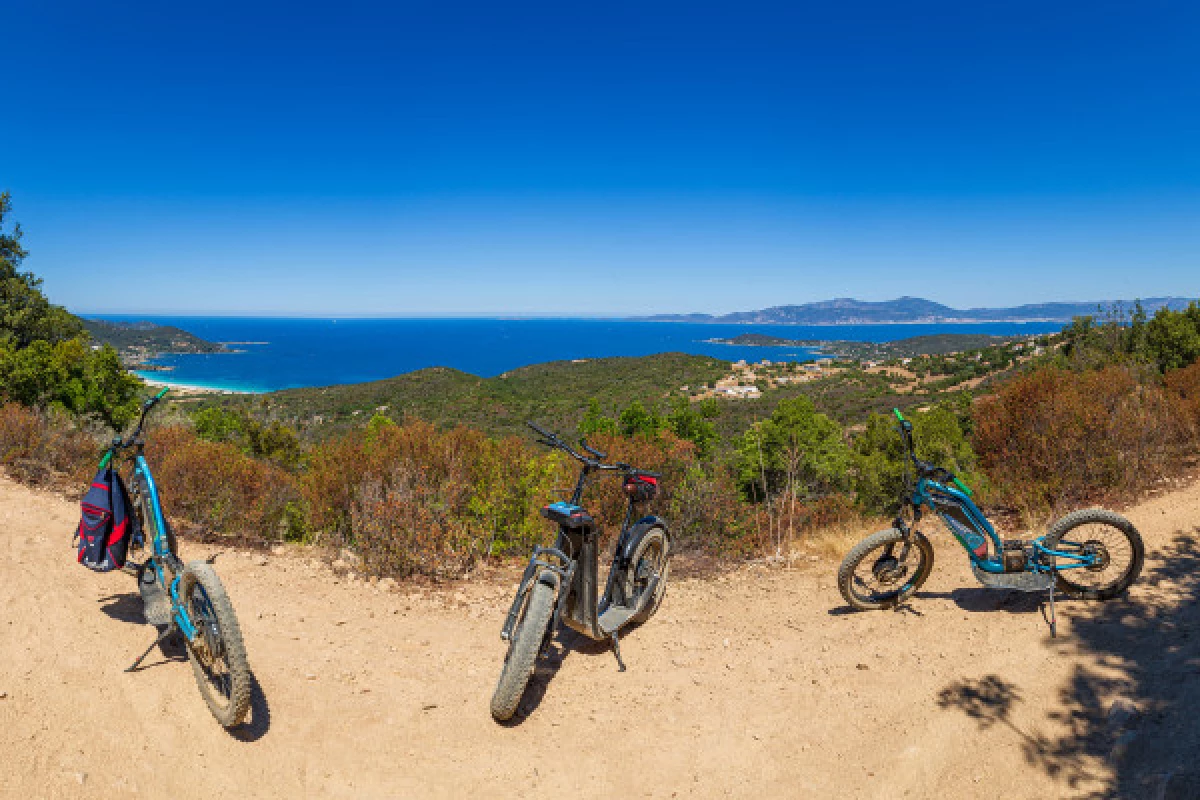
[98,593,189,667]
[920,587,1045,615]
[231,672,272,742]
[98,592,159,625]
[497,628,613,728]
[97,593,272,741]
[827,603,924,617]
[827,589,1043,617]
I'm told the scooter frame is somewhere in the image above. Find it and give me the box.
[501,423,669,670]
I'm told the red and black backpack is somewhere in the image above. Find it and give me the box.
[75,461,135,572]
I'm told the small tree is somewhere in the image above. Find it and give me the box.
[578,398,617,436]
[735,397,850,554]
[1145,302,1200,372]
[666,397,718,459]
[618,400,662,437]
[736,397,850,502]
[0,193,140,427]
[0,192,84,349]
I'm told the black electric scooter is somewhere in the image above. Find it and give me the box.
[490,422,672,722]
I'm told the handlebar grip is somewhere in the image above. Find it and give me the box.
[952,476,975,497]
[144,386,170,410]
[893,408,906,423]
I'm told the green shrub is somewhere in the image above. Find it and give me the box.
[301,419,567,577]
[1145,302,1200,372]
[190,406,303,469]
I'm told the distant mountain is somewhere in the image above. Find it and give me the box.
[641,296,1196,325]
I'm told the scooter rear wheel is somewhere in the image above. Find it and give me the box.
[1043,508,1143,600]
[623,526,670,625]
[490,574,556,722]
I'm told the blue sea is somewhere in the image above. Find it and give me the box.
[90,316,1064,393]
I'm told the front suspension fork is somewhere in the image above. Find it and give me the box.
[501,546,573,642]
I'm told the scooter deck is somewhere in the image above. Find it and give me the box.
[971,564,1055,592]
[597,605,636,636]
[597,575,660,635]
[137,568,173,626]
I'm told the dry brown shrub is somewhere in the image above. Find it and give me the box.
[350,464,476,579]
[0,403,100,489]
[739,492,875,559]
[145,425,300,541]
[300,419,770,578]
[1165,361,1200,438]
[974,365,1191,513]
[0,403,43,461]
[302,418,565,578]
[574,431,697,534]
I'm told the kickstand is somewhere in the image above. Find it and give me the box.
[1046,581,1058,639]
[610,631,627,672]
[126,626,174,672]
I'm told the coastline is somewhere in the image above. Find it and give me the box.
[109,317,1064,393]
[135,373,268,396]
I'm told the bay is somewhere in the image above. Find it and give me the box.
[88,316,1063,393]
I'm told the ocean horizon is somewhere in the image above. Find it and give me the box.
[89,316,1064,394]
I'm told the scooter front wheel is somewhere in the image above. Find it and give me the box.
[837,528,934,611]
[180,562,252,729]
[490,574,556,722]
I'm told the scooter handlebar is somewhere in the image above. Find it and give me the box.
[526,423,658,478]
[526,421,554,439]
[579,439,608,460]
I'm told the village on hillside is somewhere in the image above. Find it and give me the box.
[686,335,1050,400]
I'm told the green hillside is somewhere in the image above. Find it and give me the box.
[83,319,227,360]
[206,352,729,439]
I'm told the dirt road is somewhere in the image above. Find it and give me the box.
[2,473,1198,799]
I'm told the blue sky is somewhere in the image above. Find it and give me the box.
[2,0,1197,315]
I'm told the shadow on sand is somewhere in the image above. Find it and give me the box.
[497,617,645,727]
[936,528,1200,799]
[496,626,613,727]
[97,591,272,741]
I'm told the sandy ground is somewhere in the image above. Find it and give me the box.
[2,472,1198,799]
